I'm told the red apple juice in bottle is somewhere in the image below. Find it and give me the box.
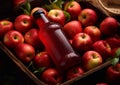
[33,10,81,72]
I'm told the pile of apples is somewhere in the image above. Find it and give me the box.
[0,0,120,85]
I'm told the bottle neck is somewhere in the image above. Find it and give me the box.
[40,13,49,23]
[33,9,49,24]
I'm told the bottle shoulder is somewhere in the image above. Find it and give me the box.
[45,22,62,30]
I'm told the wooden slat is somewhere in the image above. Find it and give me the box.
[0,41,47,85]
[61,60,111,85]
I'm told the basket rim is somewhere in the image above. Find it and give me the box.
[97,0,120,15]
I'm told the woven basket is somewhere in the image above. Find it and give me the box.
[89,0,120,16]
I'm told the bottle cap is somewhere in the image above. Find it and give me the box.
[33,9,45,18]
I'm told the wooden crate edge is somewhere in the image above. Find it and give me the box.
[0,41,47,85]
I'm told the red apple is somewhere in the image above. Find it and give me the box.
[13,0,26,7]
[14,14,33,34]
[34,51,53,69]
[83,26,101,42]
[41,68,63,85]
[92,40,111,60]
[24,28,44,50]
[78,8,97,27]
[0,20,13,38]
[105,35,120,49]
[82,50,103,71]
[15,43,35,64]
[100,17,119,36]
[64,1,81,20]
[66,66,84,80]
[96,83,108,85]
[3,30,24,48]
[62,20,83,39]
[47,9,65,26]
[106,63,120,85]
[72,32,93,53]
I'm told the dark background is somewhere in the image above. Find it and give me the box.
[0,0,14,20]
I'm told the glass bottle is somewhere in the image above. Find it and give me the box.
[33,10,81,72]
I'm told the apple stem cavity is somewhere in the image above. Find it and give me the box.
[55,13,59,17]
[14,36,18,40]
[82,14,87,19]
[92,54,98,59]
[64,0,74,11]
[23,20,28,24]
[2,22,9,25]
[82,34,86,39]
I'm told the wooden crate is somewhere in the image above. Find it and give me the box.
[0,41,112,85]
[0,0,119,85]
